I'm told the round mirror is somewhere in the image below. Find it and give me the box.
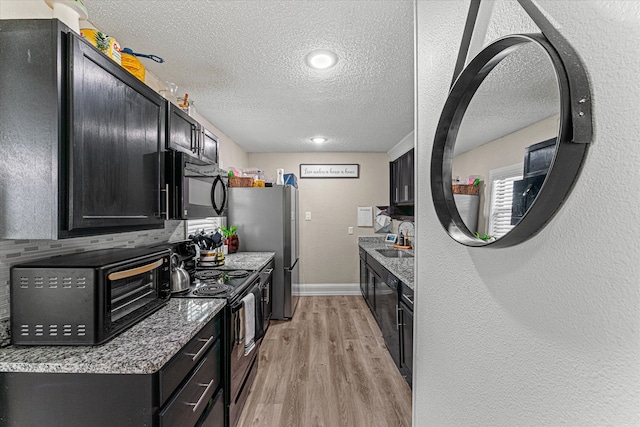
[431,34,590,247]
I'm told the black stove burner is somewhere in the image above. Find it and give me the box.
[226,270,250,278]
[194,270,223,280]
[197,261,225,269]
[193,284,232,297]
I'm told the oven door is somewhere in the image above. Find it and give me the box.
[168,151,228,219]
[105,253,170,334]
[229,278,261,423]
[259,267,273,332]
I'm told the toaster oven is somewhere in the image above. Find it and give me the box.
[10,247,171,345]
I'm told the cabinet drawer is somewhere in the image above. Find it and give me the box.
[159,315,221,405]
[159,339,221,427]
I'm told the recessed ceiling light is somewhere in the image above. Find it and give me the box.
[305,50,338,70]
[311,137,327,144]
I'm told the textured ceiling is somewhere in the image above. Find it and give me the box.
[455,0,558,155]
[85,0,414,153]
[455,41,560,155]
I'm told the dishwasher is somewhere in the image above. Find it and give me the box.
[370,256,401,368]
[399,282,413,387]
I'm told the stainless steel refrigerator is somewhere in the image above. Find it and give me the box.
[228,186,299,319]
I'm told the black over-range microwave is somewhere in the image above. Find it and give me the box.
[10,247,171,345]
[165,151,228,220]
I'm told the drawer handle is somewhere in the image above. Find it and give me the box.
[187,379,215,413]
[185,336,215,362]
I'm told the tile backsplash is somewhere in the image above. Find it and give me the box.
[0,221,185,347]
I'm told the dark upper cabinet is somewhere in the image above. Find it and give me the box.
[510,138,556,225]
[167,103,200,156]
[68,32,166,232]
[389,148,415,219]
[523,138,555,178]
[167,103,219,164]
[390,159,400,204]
[0,20,165,239]
[401,149,414,202]
[200,127,219,165]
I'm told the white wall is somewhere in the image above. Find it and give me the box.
[416,1,640,425]
[453,115,559,235]
[191,111,248,170]
[247,152,389,293]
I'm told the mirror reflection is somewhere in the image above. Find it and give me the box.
[452,41,560,240]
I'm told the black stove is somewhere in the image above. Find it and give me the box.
[172,267,259,302]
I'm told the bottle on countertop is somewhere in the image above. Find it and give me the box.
[398,230,405,246]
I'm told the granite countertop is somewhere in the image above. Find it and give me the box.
[358,237,414,290]
[222,251,275,271]
[0,299,225,374]
[0,251,275,372]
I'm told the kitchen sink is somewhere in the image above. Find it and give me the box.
[376,249,414,258]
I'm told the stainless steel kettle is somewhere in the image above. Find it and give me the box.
[171,259,191,293]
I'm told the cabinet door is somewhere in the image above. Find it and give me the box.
[68,34,165,232]
[400,303,413,387]
[360,256,368,301]
[398,149,414,203]
[403,149,414,203]
[390,159,400,204]
[200,128,219,164]
[168,103,199,155]
[374,275,401,368]
[366,265,376,313]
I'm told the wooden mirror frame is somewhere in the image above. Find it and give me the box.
[430,0,592,248]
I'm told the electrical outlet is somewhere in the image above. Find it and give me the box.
[348,226,354,235]
[305,211,311,221]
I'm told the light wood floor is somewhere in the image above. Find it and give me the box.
[237,296,412,427]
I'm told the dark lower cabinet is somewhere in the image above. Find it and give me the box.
[0,372,155,427]
[359,247,412,387]
[400,283,414,387]
[159,341,221,427]
[370,257,401,368]
[366,264,376,313]
[359,248,368,304]
[0,314,224,427]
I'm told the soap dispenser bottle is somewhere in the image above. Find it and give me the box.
[398,230,405,246]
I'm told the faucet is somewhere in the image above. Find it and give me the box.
[398,221,415,246]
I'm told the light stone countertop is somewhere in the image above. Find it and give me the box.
[358,236,414,290]
[0,251,275,353]
[0,299,226,374]
[222,251,275,271]
[0,251,276,372]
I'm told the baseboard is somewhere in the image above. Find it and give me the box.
[294,283,360,296]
